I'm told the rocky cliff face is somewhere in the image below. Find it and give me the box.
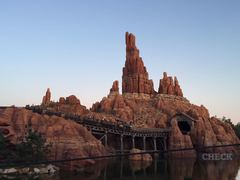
[0,107,106,166]
[122,32,155,95]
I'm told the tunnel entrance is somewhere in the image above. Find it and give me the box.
[171,112,196,135]
[177,121,191,135]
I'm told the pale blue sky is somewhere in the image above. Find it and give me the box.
[0,1,240,123]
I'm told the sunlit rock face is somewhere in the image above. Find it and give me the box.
[158,72,183,97]
[56,95,88,115]
[0,107,107,166]
[91,32,240,156]
[42,88,51,106]
[122,32,155,95]
[1,32,239,161]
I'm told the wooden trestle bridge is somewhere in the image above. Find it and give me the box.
[24,106,170,153]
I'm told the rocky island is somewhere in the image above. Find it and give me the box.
[0,32,239,169]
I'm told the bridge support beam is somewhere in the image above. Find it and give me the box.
[153,137,157,151]
[120,134,124,153]
[143,136,146,151]
[132,136,135,149]
[163,137,167,152]
[104,132,108,146]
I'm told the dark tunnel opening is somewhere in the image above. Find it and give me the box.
[177,121,191,135]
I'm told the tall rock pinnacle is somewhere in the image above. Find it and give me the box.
[122,32,154,94]
[110,80,119,94]
[42,88,51,105]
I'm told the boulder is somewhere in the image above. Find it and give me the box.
[129,148,153,162]
[33,168,40,174]
[3,168,17,174]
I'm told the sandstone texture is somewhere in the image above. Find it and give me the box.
[122,32,155,95]
[42,88,51,105]
[110,80,119,94]
[41,91,88,116]
[158,72,183,97]
[93,90,239,155]
[56,95,88,115]
[1,32,239,160]
[90,33,240,156]
[0,107,106,166]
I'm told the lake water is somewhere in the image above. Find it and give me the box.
[2,158,240,180]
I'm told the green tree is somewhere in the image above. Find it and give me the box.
[221,116,240,139]
[0,132,7,159]
[0,132,14,161]
[14,130,51,162]
[221,116,234,128]
[234,123,240,139]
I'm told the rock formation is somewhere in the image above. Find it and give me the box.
[129,148,152,161]
[110,80,119,94]
[41,88,88,116]
[65,95,81,105]
[90,32,239,156]
[0,107,107,166]
[174,77,183,97]
[158,72,183,97]
[122,32,154,95]
[1,32,239,160]
[42,88,51,105]
[56,95,88,115]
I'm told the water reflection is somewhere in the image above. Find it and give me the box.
[3,158,240,180]
[58,158,240,180]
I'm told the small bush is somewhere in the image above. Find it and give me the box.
[13,130,51,162]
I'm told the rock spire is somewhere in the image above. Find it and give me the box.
[110,80,119,94]
[42,88,51,105]
[122,32,154,94]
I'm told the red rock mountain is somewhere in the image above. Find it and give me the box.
[91,32,239,156]
[0,32,239,159]
[122,32,155,94]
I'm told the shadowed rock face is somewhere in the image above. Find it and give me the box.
[122,32,155,95]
